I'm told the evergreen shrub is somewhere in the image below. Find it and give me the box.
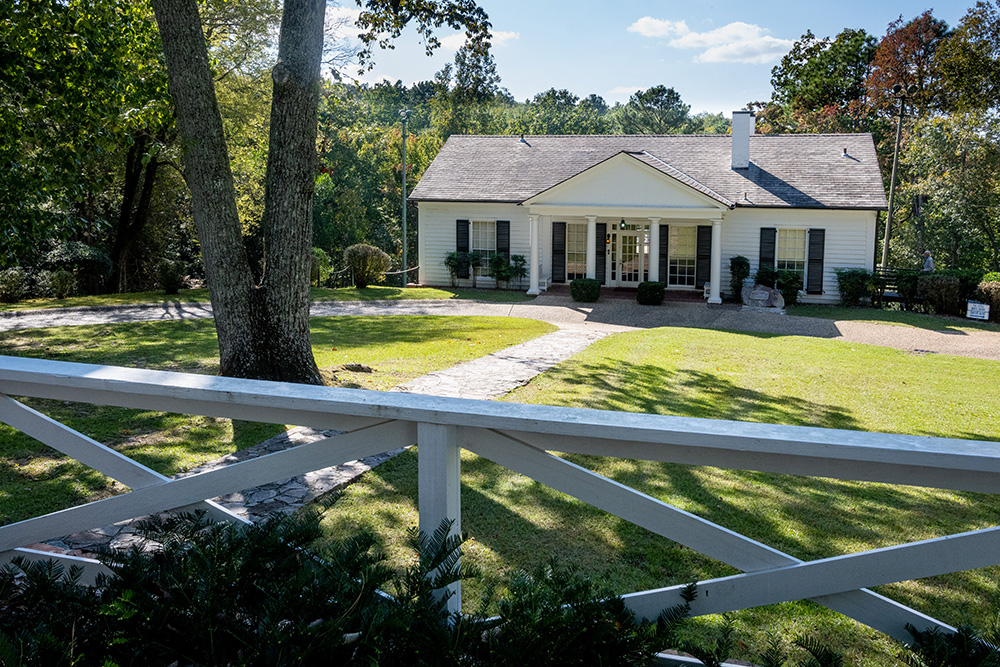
[896,269,922,309]
[44,241,111,295]
[754,265,778,288]
[488,253,512,288]
[0,268,27,303]
[311,247,332,286]
[345,243,390,289]
[157,259,187,294]
[50,269,76,299]
[636,281,665,305]
[776,269,803,306]
[729,255,750,300]
[919,274,961,316]
[570,278,601,302]
[834,267,872,308]
[444,252,462,286]
[976,281,1000,322]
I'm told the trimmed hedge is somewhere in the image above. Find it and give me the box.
[729,255,750,301]
[834,267,872,308]
[570,278,601,302]
[919,274,962,316]
[977,281,1000,322]
[636,281,665,305]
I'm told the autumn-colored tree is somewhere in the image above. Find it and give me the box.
[863,11,950,118]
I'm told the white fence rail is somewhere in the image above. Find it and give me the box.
[2,354,998,643]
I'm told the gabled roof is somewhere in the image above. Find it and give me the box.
[409,134,887,210]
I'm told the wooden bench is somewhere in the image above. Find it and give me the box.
[873,267,923,309]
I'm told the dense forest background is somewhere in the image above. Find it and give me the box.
[3,0,1000,296]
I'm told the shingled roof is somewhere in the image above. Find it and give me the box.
[409,134,887,210]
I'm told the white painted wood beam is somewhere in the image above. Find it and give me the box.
[627,525,1000,618]
[0,548,111,586]
[0,394,248,526]
[418,422,462,615]
[467,429,954,642]
[0,420,413,551]
[3,356,997,494]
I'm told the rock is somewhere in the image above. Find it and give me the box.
[742,283,785,309]
[342,363,374,373]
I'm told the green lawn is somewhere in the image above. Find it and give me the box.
[0,315,555,526]
[317,327,1000,666]
[0,285,533,312]
[788,303,1000,333]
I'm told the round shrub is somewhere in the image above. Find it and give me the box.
[570,278,601,302]
[984,272,1000,283]
[729,256,750,301]
[0,267,27,303]
[50,269,76,299]
[157,259,187,295]
[834,267,872,308]
[636,281,665,305]
[344,243,390,289]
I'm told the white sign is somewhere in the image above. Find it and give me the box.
[967,301,991,321]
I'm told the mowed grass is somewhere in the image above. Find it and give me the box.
[0,285,533,312]
[0,315,555,526]
[317,327,1000,666]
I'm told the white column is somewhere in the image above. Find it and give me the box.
[709,218,723,304]
[527,215,540,295]
[418,422,462,615]
[585,216,597,279]
[648,218,661,283]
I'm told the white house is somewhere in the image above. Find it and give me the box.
[409,112,886,304]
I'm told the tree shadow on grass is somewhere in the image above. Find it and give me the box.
[541,358,861,430]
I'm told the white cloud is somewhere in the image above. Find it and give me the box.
[627,17,688,39]
[628,18,793,65]
[440,29,520,51]
[491,31,520,47]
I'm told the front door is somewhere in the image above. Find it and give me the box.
[607,227,648,287]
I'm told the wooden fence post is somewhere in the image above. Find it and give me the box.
[417,422,462,615]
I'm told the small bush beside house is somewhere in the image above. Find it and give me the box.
[729,255,750,301]
[636,281,665,305]
[776,270,803,306]
[835,268,873,307]
[570,278,601,302]
[345,243,390,289]
[976,280,1000,322]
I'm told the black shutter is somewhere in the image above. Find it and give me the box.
[696,225,712,288]
[552,221,566,283]
[456,220,470,279]
[807,228,825,294]
[659,224,669,284]
[759,227,776,269]
[496,220,510,258]
[595,223,606,284]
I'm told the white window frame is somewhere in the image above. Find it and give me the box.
[566,223,587,280]
[776,229,807,287]
[471,220,496,275]
[668,226,697,287]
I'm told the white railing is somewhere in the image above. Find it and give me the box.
[2,354,999,645]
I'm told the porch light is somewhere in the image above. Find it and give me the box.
[619,219,626,230]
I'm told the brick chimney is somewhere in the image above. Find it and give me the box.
[731,110,755,170]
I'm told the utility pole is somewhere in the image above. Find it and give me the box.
[881,84,918,269]
[399,109,412,285]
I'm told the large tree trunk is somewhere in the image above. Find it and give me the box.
[151,0,322,384]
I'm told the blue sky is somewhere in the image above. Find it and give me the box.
[332,0,970,115]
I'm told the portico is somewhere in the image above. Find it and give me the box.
[521,150,730,303]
